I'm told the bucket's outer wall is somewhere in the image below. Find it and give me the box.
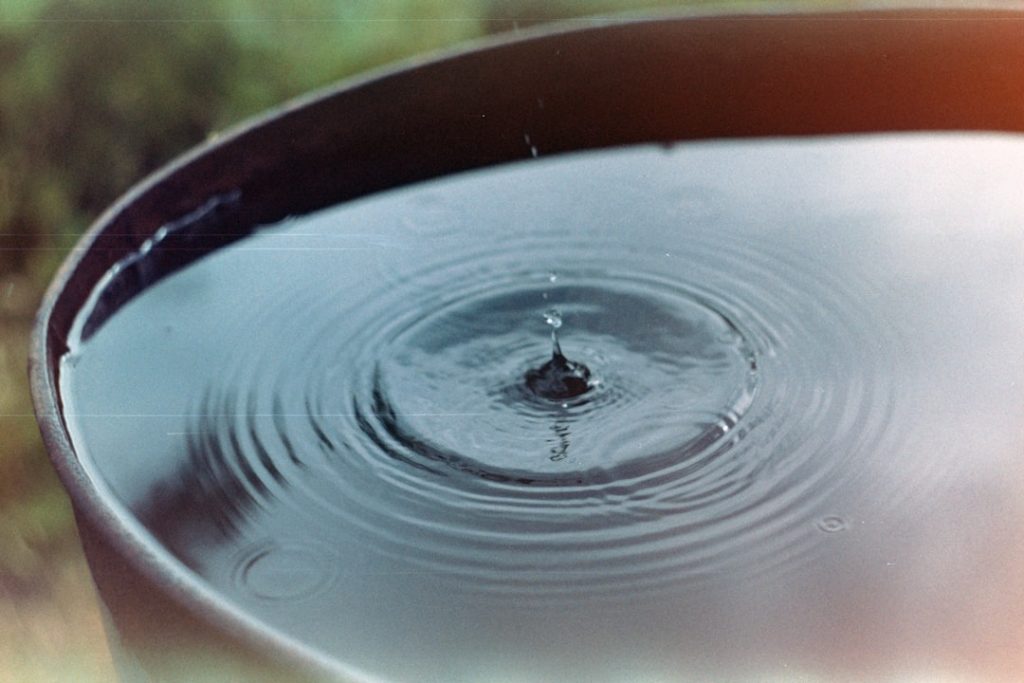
[76,510,322,682]
[31,11,1024,681]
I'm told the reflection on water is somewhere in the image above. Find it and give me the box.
[63,135,1024,681]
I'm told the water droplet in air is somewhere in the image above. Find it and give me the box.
[524,133,539,158]
[543,308,562,330]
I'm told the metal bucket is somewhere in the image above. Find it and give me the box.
[30,10,1024,681]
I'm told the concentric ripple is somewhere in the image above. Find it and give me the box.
[355,276,757,486]
[141,226,903,602]
[67,140,923,606]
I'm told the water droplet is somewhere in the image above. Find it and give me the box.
[543,308,562,329]
[524,133,539,158]
[816,515,848,534]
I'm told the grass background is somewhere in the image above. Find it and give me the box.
[0,0,968,679]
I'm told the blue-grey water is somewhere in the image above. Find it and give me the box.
[62,135,1024,681]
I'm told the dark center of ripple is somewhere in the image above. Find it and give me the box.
[524,308,593,401]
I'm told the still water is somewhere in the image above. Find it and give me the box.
[62,135,1024,681]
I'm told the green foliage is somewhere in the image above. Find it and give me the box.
[0,0,498,279]
[1,0,240,275]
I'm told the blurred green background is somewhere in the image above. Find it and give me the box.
[0,0,927,679]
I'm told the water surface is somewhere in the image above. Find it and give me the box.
[62,135,1024,682]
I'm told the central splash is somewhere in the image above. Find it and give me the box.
[524,308,592,401]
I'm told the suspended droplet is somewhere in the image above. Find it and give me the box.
[544,308,562,330]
